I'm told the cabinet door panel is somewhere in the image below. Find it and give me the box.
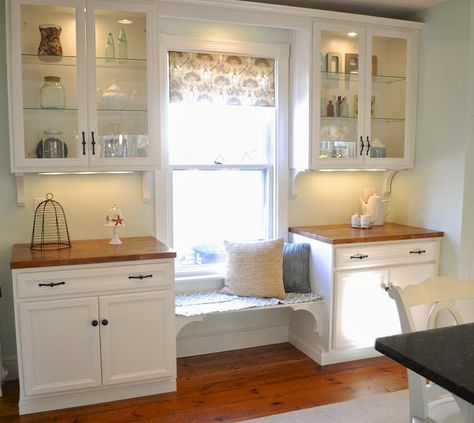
[333,268,390,349]
[86,2,156,168]
[364,28,417,168]
[99,291,174,385]
[19,297,101,395]
[12,1,89,170]
[314,23,365,168]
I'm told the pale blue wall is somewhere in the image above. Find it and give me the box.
[389,0,472,276]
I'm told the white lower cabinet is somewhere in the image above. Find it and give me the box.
[12,259,176,414]
[20,297,102,396]
[99,292,173,386]
[289,232,442,364]
[333,262,437,350]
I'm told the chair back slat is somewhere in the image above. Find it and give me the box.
[385,276,474,421]
[427,301,464,329]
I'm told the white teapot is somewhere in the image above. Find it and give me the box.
[360,194,391,225]
[98,79,137,110]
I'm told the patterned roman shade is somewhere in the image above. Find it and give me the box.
[169,51,275,107]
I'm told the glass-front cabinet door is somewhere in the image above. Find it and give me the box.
[313,22,417,169]
[315,25,365,167]
[8,0,156,172]
[87,3,155,168]
[364,29,415,168]
[12,0,88,171]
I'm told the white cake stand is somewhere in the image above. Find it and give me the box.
[104,223,124,245]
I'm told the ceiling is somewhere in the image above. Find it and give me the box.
[241,0,446,19]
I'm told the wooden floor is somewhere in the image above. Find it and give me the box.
[0,343,407,423]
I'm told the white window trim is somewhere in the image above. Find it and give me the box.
[154,34,289,277]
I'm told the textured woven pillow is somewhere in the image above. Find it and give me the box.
[221,238,285,299]
[283,243,311,293]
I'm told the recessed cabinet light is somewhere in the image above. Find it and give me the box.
[118,18,133,24]
[348,32,358,37]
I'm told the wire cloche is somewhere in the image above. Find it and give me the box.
[31,193,71,251]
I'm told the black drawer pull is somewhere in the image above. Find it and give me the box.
[81,131,86,155]
[38,281,66,288]
[91,320,99,327]
[350,253,369,260]
[91,131,96,155]
[102,319,109,326]
[128,274,153,280]
[410,249,426,255]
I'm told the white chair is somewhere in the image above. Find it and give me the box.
[386,276,474,423]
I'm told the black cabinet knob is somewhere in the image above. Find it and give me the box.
[102,319,109,326]
[91,320,99,327]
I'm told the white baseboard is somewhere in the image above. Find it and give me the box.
[3,354,18,382]
[19,378,176,415]
[288,329,325,364]
[289,330,382,365]
[177,323,289,358]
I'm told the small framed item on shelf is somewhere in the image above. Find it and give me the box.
[326,52,342,73]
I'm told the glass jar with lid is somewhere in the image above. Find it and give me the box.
[36,129,68,158]
[40,76,66,109]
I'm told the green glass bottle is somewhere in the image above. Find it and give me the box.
[117,28,127,63]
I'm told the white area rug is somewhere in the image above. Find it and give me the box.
[244,390,409,423]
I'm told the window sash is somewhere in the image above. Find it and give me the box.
[170,165,273,275]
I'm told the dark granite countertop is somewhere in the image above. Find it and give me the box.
[375,323,474,405]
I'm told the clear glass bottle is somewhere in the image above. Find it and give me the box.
[40,76,66,109]
[105,32,115,61]
[117,28,128,63]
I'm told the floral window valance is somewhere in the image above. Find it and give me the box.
[168,51,275,107]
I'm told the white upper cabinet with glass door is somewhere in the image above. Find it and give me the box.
[310,20,419,170]
[6,0,157,173]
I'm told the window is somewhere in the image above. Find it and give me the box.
[158,38,288,275]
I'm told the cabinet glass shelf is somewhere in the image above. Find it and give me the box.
[321,116,357,120]
[95,57,146,70]
[321,71,405,84]
[22,54,77,66]
[97,108,147,113]
[24,107,78,112]
[372,117,405,123]
[24,107,147,112]
[21,55,147,70]
[321,116,404,122]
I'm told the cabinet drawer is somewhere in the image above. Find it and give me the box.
[335,239,439,270]
[16,262,173,299]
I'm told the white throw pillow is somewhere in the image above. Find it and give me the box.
[221,238,285,299]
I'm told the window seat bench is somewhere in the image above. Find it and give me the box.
[175,290,324,335]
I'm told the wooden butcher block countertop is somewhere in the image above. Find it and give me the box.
[10,236,176,269]
[289,223,444,245]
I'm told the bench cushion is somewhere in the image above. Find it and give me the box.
[283,242,311,293]
[221,238,285,299]
[175,291,323,317]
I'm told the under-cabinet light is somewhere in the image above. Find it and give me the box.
[318,168,386,172]
[118,19,133,24]
[38,171,134,175]
[348,32,358,38]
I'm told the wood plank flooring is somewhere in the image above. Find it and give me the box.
[0,343,407,422]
